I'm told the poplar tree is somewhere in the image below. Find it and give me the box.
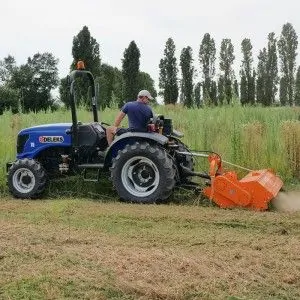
[240,38,255,104]
[180,46,194,108]
[194,82,201,108]
[71,26,101,75]
[199,33,216,104]
[279,77,288,105]
[217,76,225,105]
[278,22,298,105]
[265,32,279,105]
[294,66,300,106]
[159,38,178,104]
[219,39,235,104]
[71,26,101,105]
[122,40,140,104]
[256,48,267,104]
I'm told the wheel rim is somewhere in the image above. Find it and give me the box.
[12,168,36,194]
[121,156,160,197]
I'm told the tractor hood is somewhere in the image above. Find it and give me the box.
[19,123,72,135]
[17,123,73,159]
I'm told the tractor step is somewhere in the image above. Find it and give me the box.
[77,163,104,169]
[78,163,104,182]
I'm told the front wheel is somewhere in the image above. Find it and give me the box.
[110,142,175,203]
[7,158,48,199]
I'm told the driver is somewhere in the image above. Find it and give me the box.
[106,90,154,145]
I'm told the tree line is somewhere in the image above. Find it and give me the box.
[0,22,299,113]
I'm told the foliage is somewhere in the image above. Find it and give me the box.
[240,38,255,104]
[256,48,267,104]
[199,33,216,104]
[279,77,288,105]
[97,63,116,109]
[0,55,16,84]
[138,71,157,100]
[217,76,225,105]
[7,53,59,112]
[194,82,201,108]
[71,26,101,106]
[233,79,239,98]
[71,26,101,76]
[265,32,279,105]
[122,40,140,104]
[159,38,178,104]
[0,86,18,114]
[278,23,298,106]
[219,39,235,104]
[294,66,300,106]
[179,46,194,108]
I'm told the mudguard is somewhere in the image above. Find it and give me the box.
[104,132,169,168]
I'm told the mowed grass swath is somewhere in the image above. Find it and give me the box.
[1,198,300,299]
[1,105,300,195]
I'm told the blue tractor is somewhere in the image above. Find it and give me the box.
[6,62,195,203]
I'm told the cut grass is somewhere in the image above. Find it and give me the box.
[1,198,300,299]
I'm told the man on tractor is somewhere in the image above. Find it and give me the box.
[106,90,154,145]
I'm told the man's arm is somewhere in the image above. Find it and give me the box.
[114,111,126,127]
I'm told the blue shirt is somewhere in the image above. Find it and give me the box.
[121,101,153,132]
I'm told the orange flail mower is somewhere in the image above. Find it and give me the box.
[202,154,283,210]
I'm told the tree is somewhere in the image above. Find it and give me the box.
[217,76,225,105]
[71,26,101,106]
[233,79,239,99]
[219,39,235,104]
[0,55,16,84]
[210,80,217,105]
[71,26,101,75]
[121,41,140,104]
[138,72,157,100]
[194,82,201,108]
[159,38,178,104]
[97,63,116,109]
[0,86,18,114]
[278,22,298,105]
[180,46,194,108]
[248,70,256,105]
[9,53,59,112]
[240,38,255,104]
[256,48,267,104]
[240,74,248,105]
[279,76,288,105]
[265,32,279,105]
[294,66,300,105]
[199,33,216,103]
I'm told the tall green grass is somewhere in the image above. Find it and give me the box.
[1,105,300,195]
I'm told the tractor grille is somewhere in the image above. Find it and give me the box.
[17,134,29,154]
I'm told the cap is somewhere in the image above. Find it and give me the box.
[138,90,153,100]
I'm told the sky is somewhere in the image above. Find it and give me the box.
[1,0,300,96]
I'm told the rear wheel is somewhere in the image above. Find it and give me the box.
[110,142,175,203]
[7,159,48,199]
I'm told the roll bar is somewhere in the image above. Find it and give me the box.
[67,61,98,147]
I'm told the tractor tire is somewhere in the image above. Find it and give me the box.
[110,142,175,204]
[7,158,48,199]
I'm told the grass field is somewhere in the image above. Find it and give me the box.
[1,105,300,195]
[1,197,300,300]
[1,106,300,299]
